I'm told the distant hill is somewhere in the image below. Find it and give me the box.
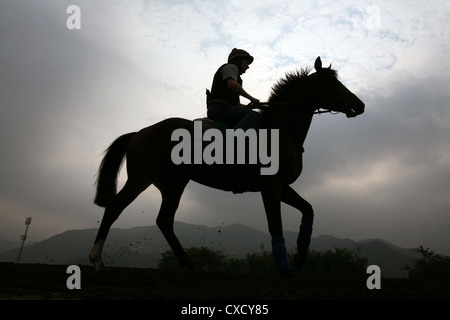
[0,222,421,278]
[0,239,25,253]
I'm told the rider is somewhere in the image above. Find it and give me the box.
[206,49,263,193]
[206,48,262,130]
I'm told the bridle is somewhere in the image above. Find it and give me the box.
[252,101,345,115]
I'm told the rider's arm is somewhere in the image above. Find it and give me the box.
[226,78,259,105]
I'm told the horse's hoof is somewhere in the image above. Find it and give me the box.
[91,260,106,272]
[294,250,308,270]
[95,264,107,272]
[89,241,106,272]
[90,255,106,272]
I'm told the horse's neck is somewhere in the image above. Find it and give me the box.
[270,107,314,149]
[298,110,314,146]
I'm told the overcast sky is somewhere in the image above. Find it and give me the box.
[1,0,449,256]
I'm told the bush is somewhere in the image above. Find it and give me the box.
[159,246,369,278]
[244,251,274,274]
[222,252,274,274]
[404,246,450,282]
[158,247,225,272]
[300,247,368,277]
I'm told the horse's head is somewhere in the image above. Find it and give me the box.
[309,56,365,118]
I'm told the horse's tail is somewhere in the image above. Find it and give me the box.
[94,132,137,207]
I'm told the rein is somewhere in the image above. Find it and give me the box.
[254,102,340,115]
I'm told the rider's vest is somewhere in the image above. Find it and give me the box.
[207,63,242,106]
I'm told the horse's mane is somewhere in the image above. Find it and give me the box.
[262,66,338,118]
[268,67,312,103]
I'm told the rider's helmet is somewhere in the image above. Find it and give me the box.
[227,48,254,65]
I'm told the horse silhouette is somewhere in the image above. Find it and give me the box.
[89,57,365,277]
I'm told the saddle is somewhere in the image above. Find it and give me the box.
[193,117,230,133]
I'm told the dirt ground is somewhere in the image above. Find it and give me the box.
[1,262,448,300]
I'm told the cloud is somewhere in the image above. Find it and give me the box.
[0,0,449,256]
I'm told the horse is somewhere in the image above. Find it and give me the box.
[89,56,365,277]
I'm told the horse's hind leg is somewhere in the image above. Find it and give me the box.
[155,181,194,271]
[90,179,149,271]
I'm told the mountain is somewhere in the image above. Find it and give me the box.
[0,222,421,278]
[0,239,25,253]
[0,222,271,267]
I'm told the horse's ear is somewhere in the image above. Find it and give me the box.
[314,56,322,71]
[328,63,332,69]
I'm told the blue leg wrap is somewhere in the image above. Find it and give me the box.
[297,215,313,252]
[271,235,292,273]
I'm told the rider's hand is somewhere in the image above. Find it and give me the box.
[247,98,260,109]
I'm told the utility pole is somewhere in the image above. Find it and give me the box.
[16,217,31,264]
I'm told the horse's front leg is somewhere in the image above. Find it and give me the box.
[281,185,314,270]
[260,178,293,277]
